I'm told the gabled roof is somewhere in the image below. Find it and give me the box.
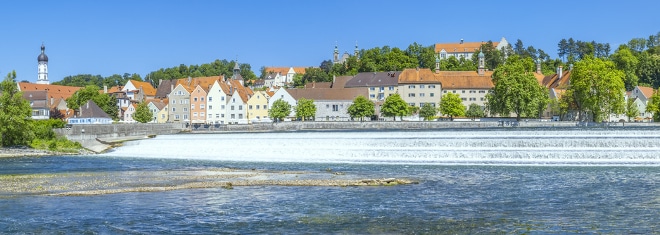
[436,71,494,89]
[174,76,224,93]
[106,85,123,94]
[78,100,111,119]
[155,80,175,98]
[288,88,369,101]
[435,41,500,54]
[147,99,167,110]
[332,76,353,88]
[345,71,401,87]
[228,80,253,103]
[637,86,655,99]
[17,82,82,100]
[264,67,308,75]
[22,90,48,101]
[541,71,572,89]
[399,68,442,84]
[128,80,157,96]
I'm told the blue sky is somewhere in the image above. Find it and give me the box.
[1,0,658,83]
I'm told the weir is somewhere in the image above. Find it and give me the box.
[54,123,186,152]
[103,128,660,166]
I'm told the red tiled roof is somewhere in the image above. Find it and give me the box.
[435,41,500,54]
[18,83,82,100]
[129,80,157,96]
[638,86,655,99]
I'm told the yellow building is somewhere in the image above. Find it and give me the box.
[247,91,271,123]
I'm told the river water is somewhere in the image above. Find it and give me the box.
[2,128,660,233]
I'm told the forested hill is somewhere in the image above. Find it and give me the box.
[53,59,257,88]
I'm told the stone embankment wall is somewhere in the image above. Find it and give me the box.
[54,123,186,141]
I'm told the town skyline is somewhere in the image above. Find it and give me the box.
[1,0,658,83]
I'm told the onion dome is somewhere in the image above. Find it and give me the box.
[38,44,48,62]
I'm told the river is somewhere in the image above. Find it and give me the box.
[1,128,660,233]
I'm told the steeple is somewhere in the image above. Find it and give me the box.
[37,43,49,84]
[333,42,339,63]
[354,41,359,58]
[477,51,485,75]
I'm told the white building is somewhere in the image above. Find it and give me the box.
[37,44,49,85]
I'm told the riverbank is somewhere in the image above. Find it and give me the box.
[0,146,93,158]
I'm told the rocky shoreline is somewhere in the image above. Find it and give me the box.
[0,146,93,158]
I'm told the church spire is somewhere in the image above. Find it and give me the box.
[37,43,49,84]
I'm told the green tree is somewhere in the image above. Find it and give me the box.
[295,98,316,121]
[486,56,549,121]
[380,94,409,121]
[625,98,640,122]
[347,95,375,121]
[611,45,639,90]
[0,71,35,146]
[133,102,153,123]
[646,91,660,121]
[269,99,291,122]
[419,103,437,121]
[466,103,485,120]
[439,93,465,121]
[568,56,626,122]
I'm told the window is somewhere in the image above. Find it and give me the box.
[420,85,425,88]
[208,105,212,110]
[409,103,415,106]
[231,106,235,110]
[370,87,375,91]
[326,104,330,108]
[216,114,220,118]
[263,105,267,109]
[479,90,486,93]
[408,85,415,89]
[209,97,213,101]
[380,87,384,92]
[429,85,436,89]
[183,114,188,120]
[232,98,236,103]
[370,94,376,98]
[194,97,198,102]
[175,115,180,120]
[172,108,176,112]
[408,93,415,97]
[221,96,225,101]
[469,90,476,93]
[461,98,467,101]
[191,104,195,110]
[221,114,224,118]
[200,104,205,110]
[419,93,425,97]
[443,91,447,93]
[452,91,456,93]
[378,93,384,100]
[171,99,175,104]
[161,114,165,119]
[249,105,253,110]
[430,93,434,97]
[239,114,243,119]
[231,114,235,119]
[208,114,212,118]
[201,112,205,117]
[221,105,225,109]
[201,97,204,101]
[239,105,243,110]
[469,98,476,101]
[332,105,339,111]
[480,97,485,101]
[462,90,465,93]
[193,112,198,118]
[389,86,394,91]
[256,105,259,110]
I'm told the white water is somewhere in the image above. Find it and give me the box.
[102,129,660,166]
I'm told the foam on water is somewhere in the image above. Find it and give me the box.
[101,129,660,166]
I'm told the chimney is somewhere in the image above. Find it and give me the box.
[104,85,108,94]
[558,66,563,79]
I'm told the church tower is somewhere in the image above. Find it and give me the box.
[354,41,359,58]
[37,43,49,84]
[477,51,485,75]
[333,44,339,64]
